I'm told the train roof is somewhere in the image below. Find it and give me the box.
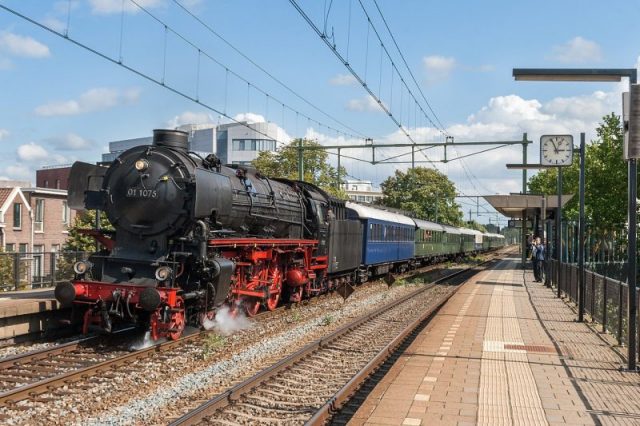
[460,228,482,236]
[346,202,415,226]
[413,218,446,232]
[488,233,505,239]
[442,224,461,234]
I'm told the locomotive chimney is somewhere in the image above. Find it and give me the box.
[153,129,189,151]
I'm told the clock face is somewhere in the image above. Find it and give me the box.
[540,135,573,166]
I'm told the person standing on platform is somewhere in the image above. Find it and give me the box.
[528,237,538,272]
[534,237,545,282]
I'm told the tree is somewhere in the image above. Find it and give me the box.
[465,220,487,232]
[528,113,626,228]
[252,138,347,198]
[379,167,463,226]
[64,210,114,253]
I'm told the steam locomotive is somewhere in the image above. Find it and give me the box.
[55,129,504,340]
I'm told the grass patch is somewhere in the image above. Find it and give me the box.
[286,310,302,324]
[201,333,226,360]
[320,314,334,326]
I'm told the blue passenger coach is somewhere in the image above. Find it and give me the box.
[346,202,415,271]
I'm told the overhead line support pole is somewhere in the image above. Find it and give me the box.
[557,167,563,298]
[522,133,528,194]
[337,148,341,189]
[298,139,304,181]
[578,133,586,322]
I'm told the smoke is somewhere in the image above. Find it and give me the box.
[211,304,252,335]
[129,330,166,351]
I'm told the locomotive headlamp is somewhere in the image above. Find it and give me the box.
[134,159,149,171]
[73,260,92,275]
[155,266,173,281]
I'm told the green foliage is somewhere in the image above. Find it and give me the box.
[64,210,114,253]
[201,333,226,360]
[0,250,28,290]
[320,314,334,326]
[0,250,14,289]
[252,138,348,198]
[286,310,302,324]
[379,167,463,226]
[528,113,626,228]
[465,220,487,232]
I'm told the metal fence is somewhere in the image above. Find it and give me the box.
[0,251,88,291]
[549,259,629,345]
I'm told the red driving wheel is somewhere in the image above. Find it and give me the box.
[167,297,185,340]
[266,267,282,311]
[243,297,261,317]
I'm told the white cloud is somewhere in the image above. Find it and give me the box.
[49,133,93,150]
[329,73,357,86]
[423,55,456,84]
[89,0,165,14]
[35,87,140,116]
[297,79,628,216]
[42,17,67,33]
[550,36,602,64]
[346,95,382,112]
[0,31,50,58]
[167,111,214,128]
[233,112,266,123]
[0,129,8,140]
[17,142,49,162]
[4,164,31,180]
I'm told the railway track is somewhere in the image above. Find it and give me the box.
[0,328,206,409]
[0,255,454,412]
[0,251,504,422]
[168,251,506,425]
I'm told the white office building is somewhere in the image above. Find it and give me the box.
[342,180,383,204]
[101,121,279,165]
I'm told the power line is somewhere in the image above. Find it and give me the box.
[288,0,420,147]
[352,0,445,137]
[171,0,367,139]
[370,0,447,133]
[123,0,364,142]
[0,2,380,167]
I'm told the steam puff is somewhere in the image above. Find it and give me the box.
[212,304,252,335]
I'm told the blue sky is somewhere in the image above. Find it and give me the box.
[0,0,638,224]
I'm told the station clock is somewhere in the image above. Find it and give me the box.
[540,135,573,166]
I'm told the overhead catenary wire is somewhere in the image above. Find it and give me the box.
[0,2,381,166]
[123,0,365,142]
[353,0,447,137]
[371,0,447,133]
[288,0,420,148]
[171,0,367,140]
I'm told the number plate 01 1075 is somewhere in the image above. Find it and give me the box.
[126,188,158,198]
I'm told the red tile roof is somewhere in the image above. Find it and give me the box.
[0,188,12,210]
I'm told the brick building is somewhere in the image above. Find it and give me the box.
[0,183,76,287]
[36,165,73,190]
[0,186,33,254]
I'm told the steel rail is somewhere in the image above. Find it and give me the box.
[0,329,203,407]
[169,251,506,425]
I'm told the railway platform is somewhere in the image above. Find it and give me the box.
[0,288,63,340]
[346,256,640,425]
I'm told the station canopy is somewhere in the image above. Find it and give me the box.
[483,194,574,219]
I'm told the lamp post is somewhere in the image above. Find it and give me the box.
[513,67,638,371]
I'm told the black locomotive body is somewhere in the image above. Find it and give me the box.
[57,129,357,339]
